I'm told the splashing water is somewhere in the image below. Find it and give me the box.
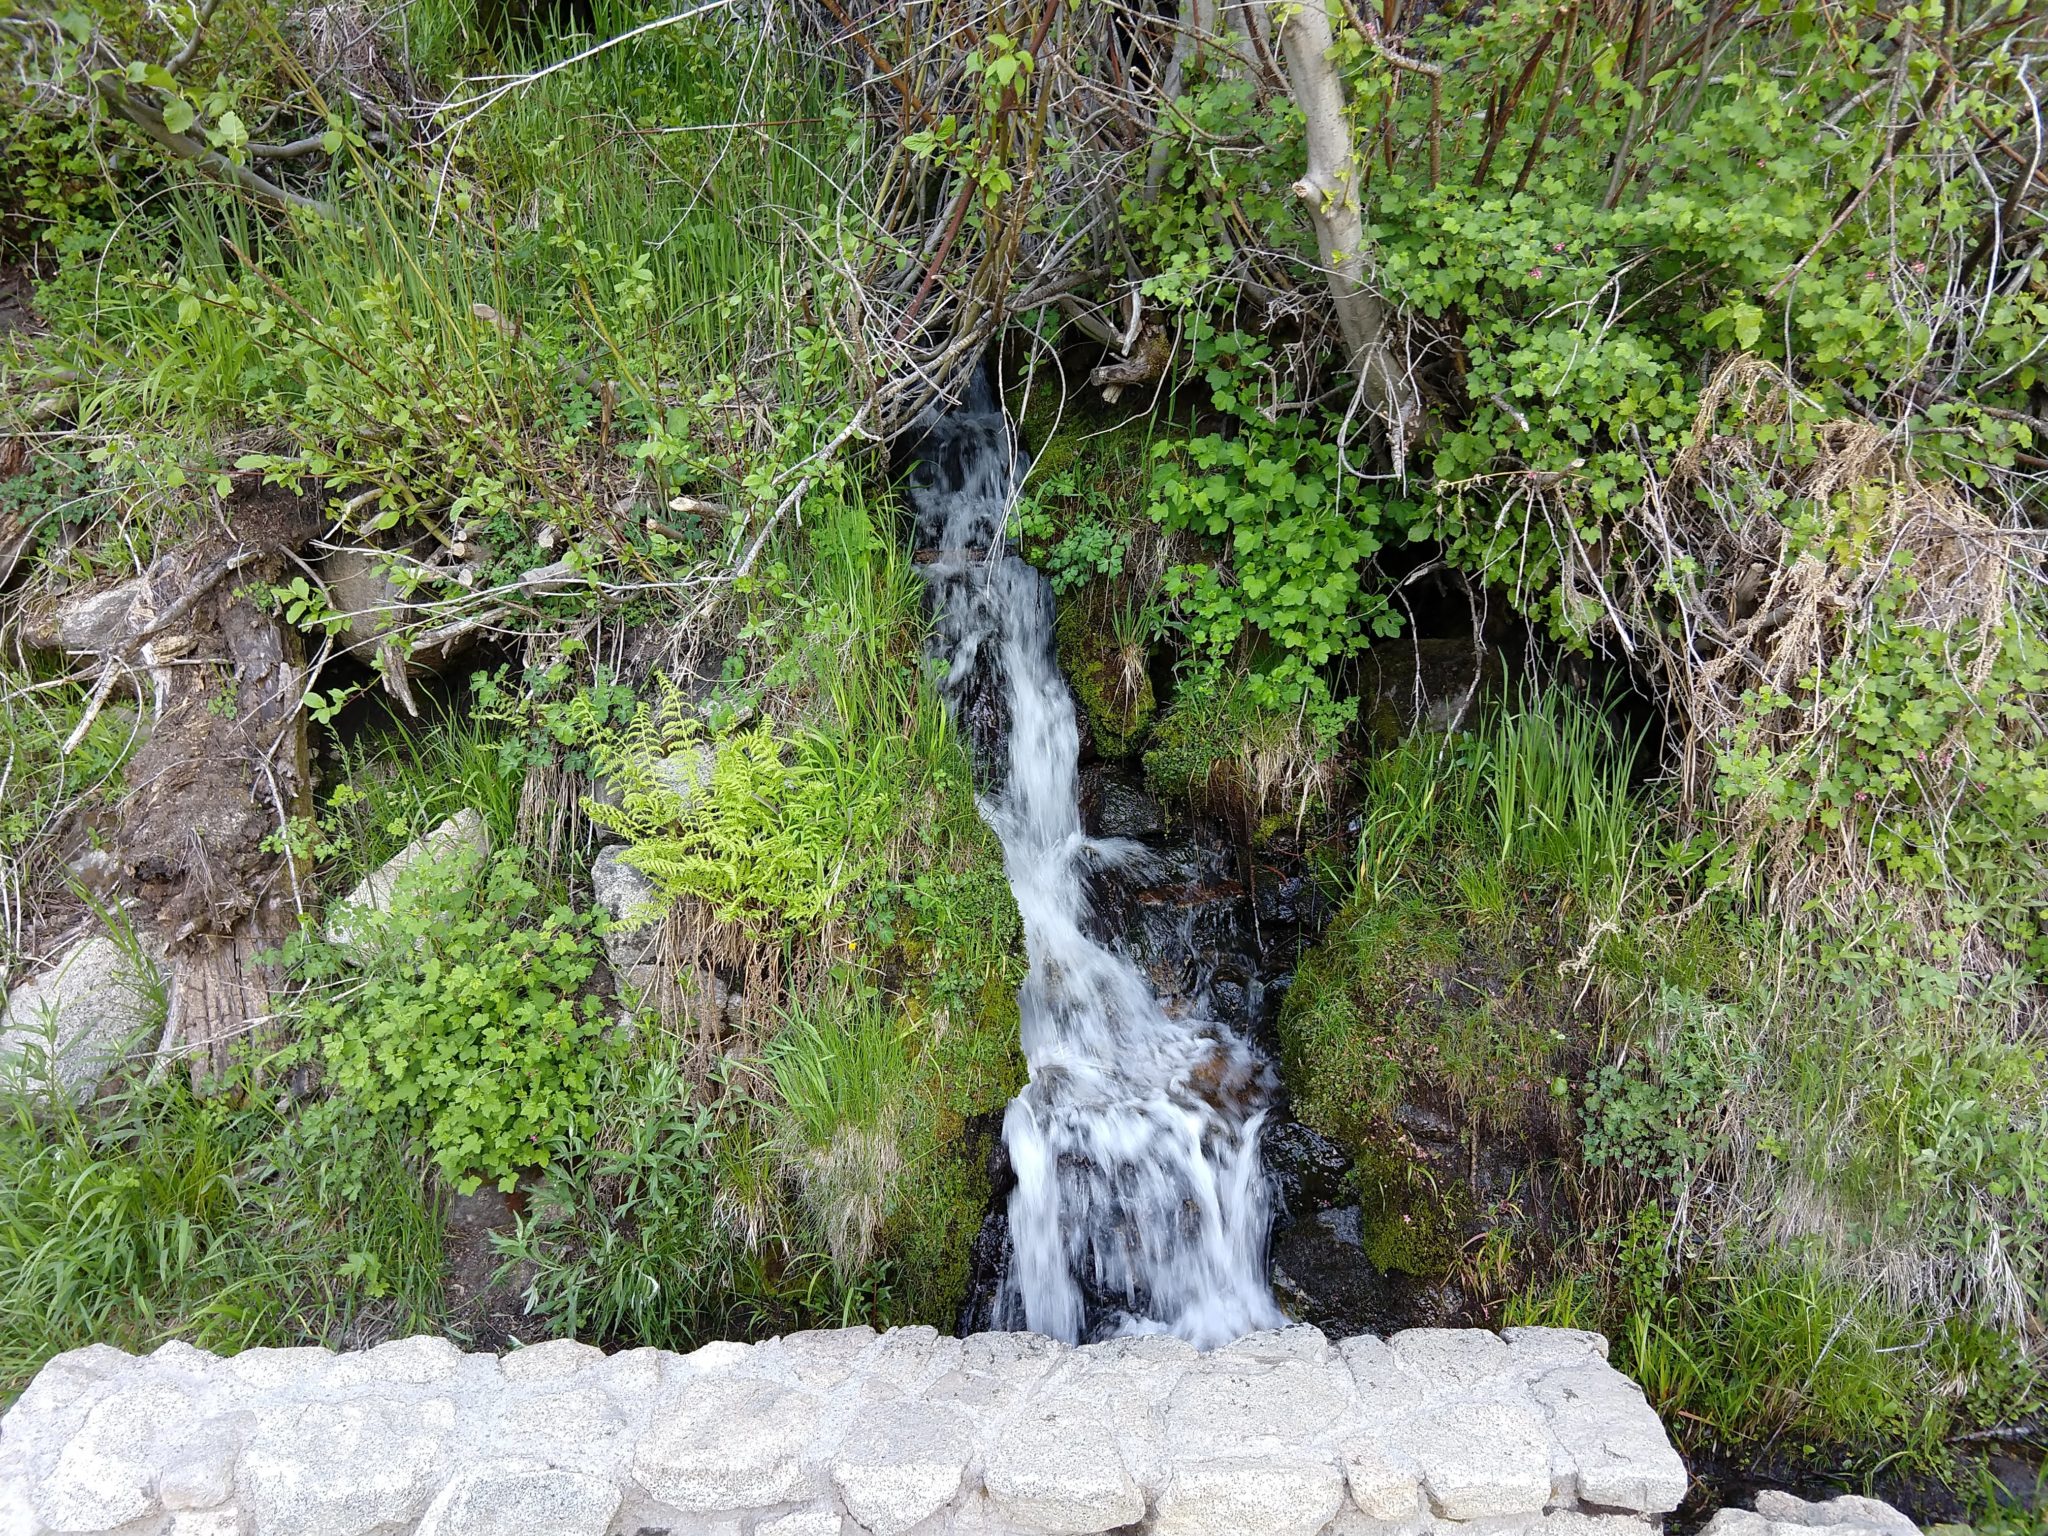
[907,379,1283,1347]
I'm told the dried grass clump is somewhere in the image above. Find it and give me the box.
[1603,356,2022,913]
[789,1119,905,1278]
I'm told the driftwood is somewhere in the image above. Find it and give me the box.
[36,487,322,1088]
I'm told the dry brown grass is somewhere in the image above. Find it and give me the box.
[1592,357,2025,919]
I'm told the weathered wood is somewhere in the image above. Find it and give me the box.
[106,491,317,1088]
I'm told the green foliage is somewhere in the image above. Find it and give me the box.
[292,851,615,1194]
[1716,582,2048,976]
[1113,0,2044,696]
[313,710,527,891]
[1581,994,1739,1183]
[0,100,125,252]
[1141,667,1337,825]
[1530,1209,2037,1472]
[1145,332,1425,723]
[493,1045,798,1349]
[0,1064,440,1400]
[492,1043,835,1348]
[578,687,899,936]
[0,685,141,866]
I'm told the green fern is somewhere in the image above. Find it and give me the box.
[579,679,897,933]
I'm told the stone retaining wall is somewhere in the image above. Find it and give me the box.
[1,1325,1689,1536]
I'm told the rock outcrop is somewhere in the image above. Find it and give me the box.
[323,809,491,950]
[0,1324,1690,1536]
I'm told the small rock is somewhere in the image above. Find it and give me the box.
[1388,1328,1512,1389]
[498,1338,606,1385]
[31,1380,192,1532]
[1165,1358,1356,1457]
[234,1394,455,1536]
[651,745,716,804]
[1529,1360,1689,1514]
[1090,773,1164,839]
[590,844,664,996]
[1261,1122,1359,1220]
[166,1511,247,1536]
[325,809,490,948]
[1152,1453,1344,1536]
[981,1401,1144,1533]
[1504,1325,1611,1365]
[0,932,159,1102]
[1386,1394,1552,1519]
[319,547,473,676]
[755,1513,844,1536]
[829,1399,976,1535]
[1753,1490,1922,1535]
[1216,1326,1333,1364]
[1700,1513,1773,1536]
[629,1377,822,1512]
[1341,1440,1424,1520]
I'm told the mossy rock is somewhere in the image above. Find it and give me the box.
[1056,603,1154,759]
[1352,1141,1466,1282]
[1140,674,1334,833]
[881,812,1025,1326]
[1280,893,1569,1142]
[1279,895,1462,1147]
[1278,892,1578,1297]
[1142,687,1232,803]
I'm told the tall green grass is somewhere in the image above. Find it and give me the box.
[1354,684,1642,913]
[0,1067,441,1399]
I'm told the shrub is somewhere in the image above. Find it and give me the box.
[294,850,615,1194]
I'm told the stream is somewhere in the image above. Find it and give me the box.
[907,378,1284,1346]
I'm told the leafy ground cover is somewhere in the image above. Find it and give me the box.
[0,0,2041,1523]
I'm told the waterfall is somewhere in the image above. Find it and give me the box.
[907,379,1283,1347]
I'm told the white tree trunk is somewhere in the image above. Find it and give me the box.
[1274,0,1417,470]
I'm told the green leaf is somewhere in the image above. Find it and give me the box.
[1729,300,1764,351]
[206,110,248,152]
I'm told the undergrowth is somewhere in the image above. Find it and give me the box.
[1285,685,2044,1492]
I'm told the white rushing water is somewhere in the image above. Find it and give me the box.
[908,379,1283,1347]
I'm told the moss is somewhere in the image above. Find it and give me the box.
[883,792,1025,1325]
[1280,888,1577,1144]
[1352,1142,1465,1281]
[1278,896,1463,1147]
[1142,680,1236,803]
[1056,603,1155,759]
[1141,671,1335,831]
[1278,891,1572,1293]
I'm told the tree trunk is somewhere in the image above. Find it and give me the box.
[1275,0,1418,471]
[110,489,318,1088]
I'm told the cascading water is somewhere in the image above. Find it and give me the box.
[907,378,1284,1347]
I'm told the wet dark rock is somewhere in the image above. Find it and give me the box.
[958,1212,1014,1335]
[1392,1097,1463,1156]
[1270,1212,1407,1338]
[1206,979,1251,1029]
[1081,767,1165,839]
[1262,1119,1353,1217]
[1360,633,1504,745]
[1252,868,1308,927]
